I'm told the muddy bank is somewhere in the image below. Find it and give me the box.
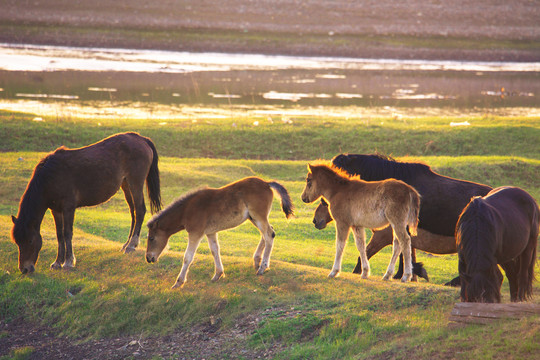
[1,0,539,61]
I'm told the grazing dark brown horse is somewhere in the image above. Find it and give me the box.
[301,162,420,282]
[457,187,539,303]
[145,177,294,289]
[11,132,162,273]
[313,154,492,284]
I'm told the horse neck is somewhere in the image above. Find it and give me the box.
[355,156,422,182]
[157,203,187,235]
[317,171,353,201]
[17,183,48,231]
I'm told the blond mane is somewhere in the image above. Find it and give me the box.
[309,161,362,184]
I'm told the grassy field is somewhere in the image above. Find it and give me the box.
[1,104,539,359]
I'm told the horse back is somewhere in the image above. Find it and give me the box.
[485,187,540,257]
[459,187,538,263]
[414,173,492,236]
[44,132,155,209]
[183,177,273,234]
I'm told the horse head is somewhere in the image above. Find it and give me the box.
[460,266,503,303]
[11,216,42,274]
[301,164,324,203]
[312,199,333,229]
[145,219,170,264]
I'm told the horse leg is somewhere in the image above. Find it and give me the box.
[121,181,146,254]
[383,234,402,281]
[500,260,520,302]
[394,248,426,281]
[352,226,370,279]
[120,181,136,252]
[173,233,203,289]
[253,236,265,270]
[516,236,537,301]
[329,222,350,278]
[353,227,393,274]
[395,226,413,282]
[253,220,275,276]
[51,210,66,270]
[62,208,76,269]
[207,233,225,281]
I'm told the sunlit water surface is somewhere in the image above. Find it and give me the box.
[0,43,539,108]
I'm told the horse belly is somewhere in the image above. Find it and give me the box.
[76,181,123,208]
[205,207,249,234]
[411,229,456,254]
[352,209,388,230]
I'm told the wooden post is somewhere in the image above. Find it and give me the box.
[449,302,540,325]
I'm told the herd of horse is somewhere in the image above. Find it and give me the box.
[10,132,539,303]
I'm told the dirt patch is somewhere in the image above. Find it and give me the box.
[0,313,285,359]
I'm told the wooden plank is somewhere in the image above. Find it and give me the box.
[449,302,540,325]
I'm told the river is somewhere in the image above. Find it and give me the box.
[0,43,539,107]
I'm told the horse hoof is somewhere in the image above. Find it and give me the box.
[50,263,62,270]
[171,281,185,289]
[360,273,369,280]
[123,246,136,254]
[328,271,339,278]
[400,275,412,283]
[212,273,225,282]
[382,274,392,281]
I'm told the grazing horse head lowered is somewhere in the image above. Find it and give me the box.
[11,132,162,274]
[457,187,539,303]
[145,177,294,289]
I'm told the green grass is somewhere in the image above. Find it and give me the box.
[0,106,539,359]
[0,346,34,360]
[1,110,539,160]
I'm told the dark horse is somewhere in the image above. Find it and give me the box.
[11,132,162,274]
[457,187,539,302]
[313,154,492,284]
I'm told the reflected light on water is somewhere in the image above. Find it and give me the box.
[1,43,539,73]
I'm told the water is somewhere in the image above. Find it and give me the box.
[0,43,538,107]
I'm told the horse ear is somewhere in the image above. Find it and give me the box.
[147,219,158,229]
[307,164,313,172]
[11,215,17,225]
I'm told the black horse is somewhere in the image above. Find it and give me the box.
[457,187,539,302]
[313,153,492,284]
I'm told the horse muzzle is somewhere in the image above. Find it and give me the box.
[20,264,35,274]
[146,254,157,263]
[313,219,327,230]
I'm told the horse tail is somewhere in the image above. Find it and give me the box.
[268,181,295,219]
[524,202,539,300]
[144,138,162,214]
[407,187,421,237]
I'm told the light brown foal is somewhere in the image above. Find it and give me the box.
[146,177,294,289]
[301,162,420,282]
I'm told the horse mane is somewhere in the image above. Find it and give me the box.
[12,152,60,241]
[457,197,503,302]
[457,197,499,274]
[309,161,362,185]
[147,186,207,227]
[332,153,434,182]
